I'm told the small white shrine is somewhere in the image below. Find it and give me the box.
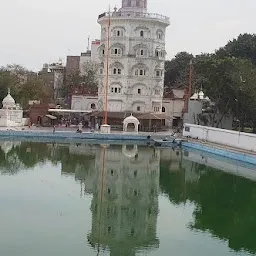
[0,89,23,127]
[123,114,140,133]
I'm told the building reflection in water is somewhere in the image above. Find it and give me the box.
[75,144,161,256]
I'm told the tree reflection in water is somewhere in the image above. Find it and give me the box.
[160,159,256,255]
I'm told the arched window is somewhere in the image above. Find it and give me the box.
[155,48,165,59]
[132,63,148,77]
[155,69,163,78]
[155,89,160,95]
[135,69,146,76]
[157,32,163,40]
[154,106,160,112]
[113,68,122,75]
[111,84,122,94]
[136,48,148,57]
[113,29,124,37]
[111,48,122,56]
[91,103,96,109]
[134,43,148,58]
[132,101,145,112]
[110,61,124,76]
[162,107,166,112]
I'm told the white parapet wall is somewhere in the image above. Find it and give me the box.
[183,123,256,153]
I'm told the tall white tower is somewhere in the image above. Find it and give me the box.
[97,0,170,114]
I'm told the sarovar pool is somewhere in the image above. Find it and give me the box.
[0,141,255,256]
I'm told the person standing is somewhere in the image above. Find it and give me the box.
[95,122,99,131]
[78,122,83,132]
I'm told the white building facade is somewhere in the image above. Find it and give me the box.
[96,0,170,113]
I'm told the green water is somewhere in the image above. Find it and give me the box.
[0,141,255,256]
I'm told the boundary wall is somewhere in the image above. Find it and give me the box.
[183,123,256,152]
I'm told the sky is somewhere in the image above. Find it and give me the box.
[0,0,255,71]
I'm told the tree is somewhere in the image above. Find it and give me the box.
[164,51,194,88]
[194,55,256,128]
[0,64,53,108]
[80,61,99,90]
[65,61,99,98]
[215,33,256,131]
[163,34,256,131]
[67,71,82,87]
[17,79,53,108]
[216,33,256,65]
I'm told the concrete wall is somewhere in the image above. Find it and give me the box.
[0,109,24,127]
[183,100,202,124]
[162,99,184,118]
[71,95,98,111]
[183,123,256,153]
[22,118,30,126]
[66,56,80,76]
[184,100,233,130]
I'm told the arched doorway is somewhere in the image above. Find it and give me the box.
[127,123,135,132]
[37,116,42,126]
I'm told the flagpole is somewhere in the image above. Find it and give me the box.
[185,59,193,113]
[104,6,111,125]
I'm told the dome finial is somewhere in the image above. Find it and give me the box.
[8,88,10,94]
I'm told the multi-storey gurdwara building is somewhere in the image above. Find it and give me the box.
[92,0,170,114]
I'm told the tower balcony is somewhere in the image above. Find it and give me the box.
[98,11,170,26]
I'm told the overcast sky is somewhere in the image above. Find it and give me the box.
[0,0,255,71]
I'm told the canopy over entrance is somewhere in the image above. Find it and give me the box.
[123,114,140,133]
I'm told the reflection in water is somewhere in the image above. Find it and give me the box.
[81,145,160,256]
[161,149,256,255]
[0,141,23,174]
[0,141,256,255]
